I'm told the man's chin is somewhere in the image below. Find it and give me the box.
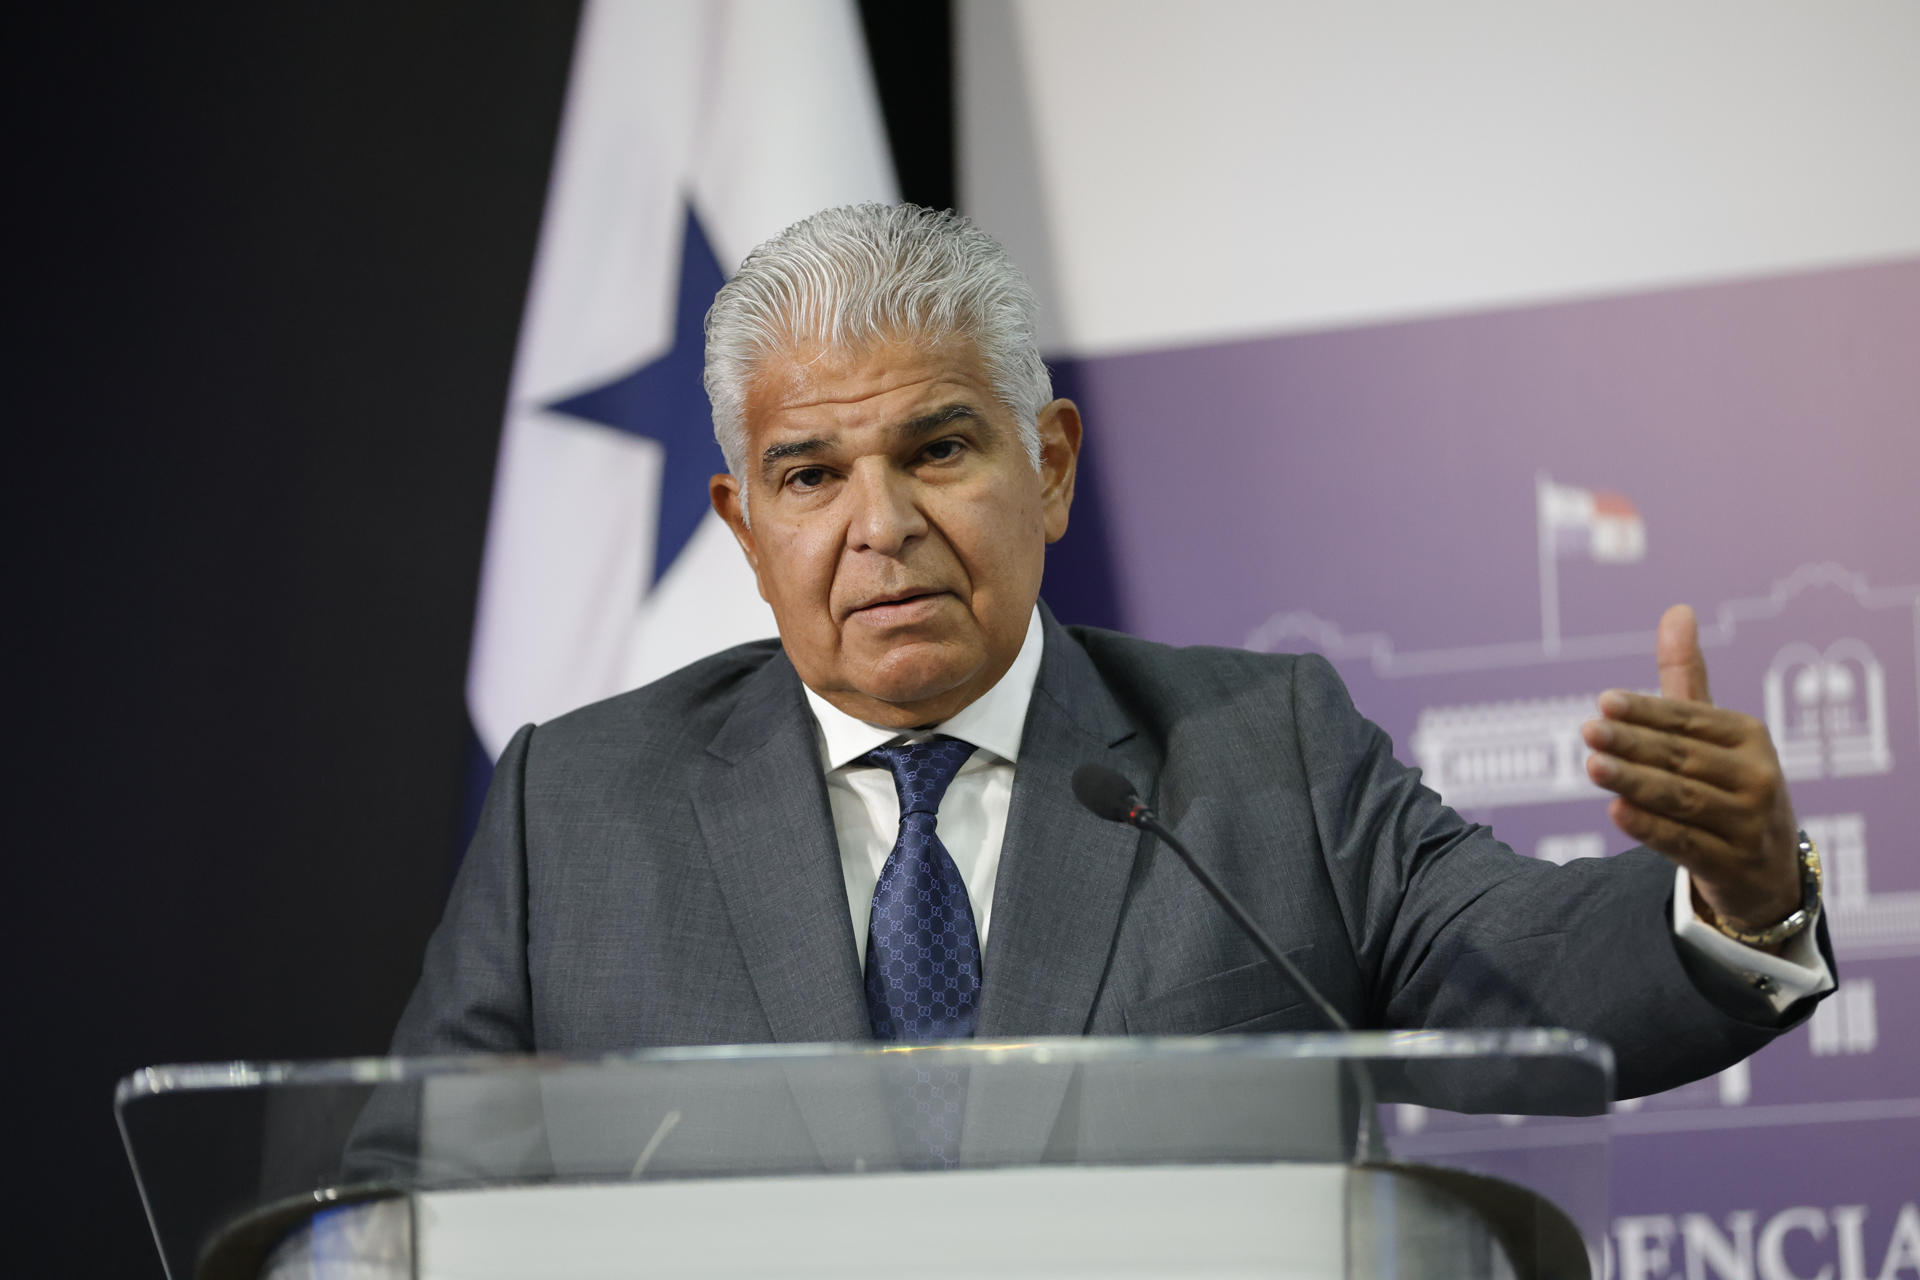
[839,643,988,723]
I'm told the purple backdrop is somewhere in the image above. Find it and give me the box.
[1066,258,1920,1275]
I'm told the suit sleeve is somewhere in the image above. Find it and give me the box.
[1289,652,1832,1099]
[387,722,538,1055]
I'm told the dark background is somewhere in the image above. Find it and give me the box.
[14,3,971,1273]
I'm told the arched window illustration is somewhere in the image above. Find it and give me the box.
[1822,640,1891,776]
[1765,643,1826,780]
[1764,640,1892,780]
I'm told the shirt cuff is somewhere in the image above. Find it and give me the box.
[1671,864,1835,1015]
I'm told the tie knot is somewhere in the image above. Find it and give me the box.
[860,736,977,817]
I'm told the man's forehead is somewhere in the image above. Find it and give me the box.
[744,334,992,425]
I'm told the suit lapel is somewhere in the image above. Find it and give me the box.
[976,612,1158,1038]
[686,616,1156,1044]
[690,650,871,1044]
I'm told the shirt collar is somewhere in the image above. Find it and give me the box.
[802,605,1044,770]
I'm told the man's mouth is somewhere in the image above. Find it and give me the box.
[850,589,946,615]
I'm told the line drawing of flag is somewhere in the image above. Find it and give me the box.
[1535,471,1647,653]
[1539,477,1647,564]
[465,0,896,765]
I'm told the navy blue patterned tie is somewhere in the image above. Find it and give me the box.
[861,736,981,1040]
[861,736,979,1168]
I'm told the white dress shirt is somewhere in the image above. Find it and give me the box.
[1672,864,1832,1013]
[803,607,1833,1013]
[805,608,1044,967]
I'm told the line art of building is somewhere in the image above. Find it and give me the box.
[1246,564,1920,961]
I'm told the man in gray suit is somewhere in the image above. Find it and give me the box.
[389,204,1832,1101]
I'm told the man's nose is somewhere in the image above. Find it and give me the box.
[845,462,927,555]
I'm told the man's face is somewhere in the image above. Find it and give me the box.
[710,335,1080,728]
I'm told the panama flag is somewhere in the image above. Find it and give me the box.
[1537,475,1647,564]
[466,0,896,761]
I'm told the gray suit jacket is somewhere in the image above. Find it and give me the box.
[390,609,1824,1099]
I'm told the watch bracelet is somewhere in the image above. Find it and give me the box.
[1707,829,1822,948]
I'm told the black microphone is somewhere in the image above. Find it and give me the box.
[1073,763,1382,1157]
[1071,764,1149,828]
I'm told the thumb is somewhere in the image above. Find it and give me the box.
[1656,603,1712,704]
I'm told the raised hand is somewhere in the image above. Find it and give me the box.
[1580,604,1803,945]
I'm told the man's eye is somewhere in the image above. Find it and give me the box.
[922,438,965,463]
[788,467,828,490]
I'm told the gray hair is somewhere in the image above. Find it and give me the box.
[703,203,1051,499]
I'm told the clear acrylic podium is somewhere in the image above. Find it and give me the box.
[118,1031,1612,1279]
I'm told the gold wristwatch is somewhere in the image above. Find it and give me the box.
[1708,830,1823,948]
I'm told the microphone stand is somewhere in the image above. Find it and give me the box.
[1083,771,1383,1162]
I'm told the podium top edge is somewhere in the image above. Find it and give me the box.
[114,1029,1613,1103]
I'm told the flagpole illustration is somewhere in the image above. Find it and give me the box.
[1535,472,1647,659]
[1537,470,1560,656]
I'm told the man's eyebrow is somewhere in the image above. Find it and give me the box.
[759,438,828,475]
[756,404,991,478]
[898,402,989,442]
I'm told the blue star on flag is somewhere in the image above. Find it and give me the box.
[547,204,730,591]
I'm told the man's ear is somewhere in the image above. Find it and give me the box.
[1035,398,1082,544]
[710,472,770,602]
